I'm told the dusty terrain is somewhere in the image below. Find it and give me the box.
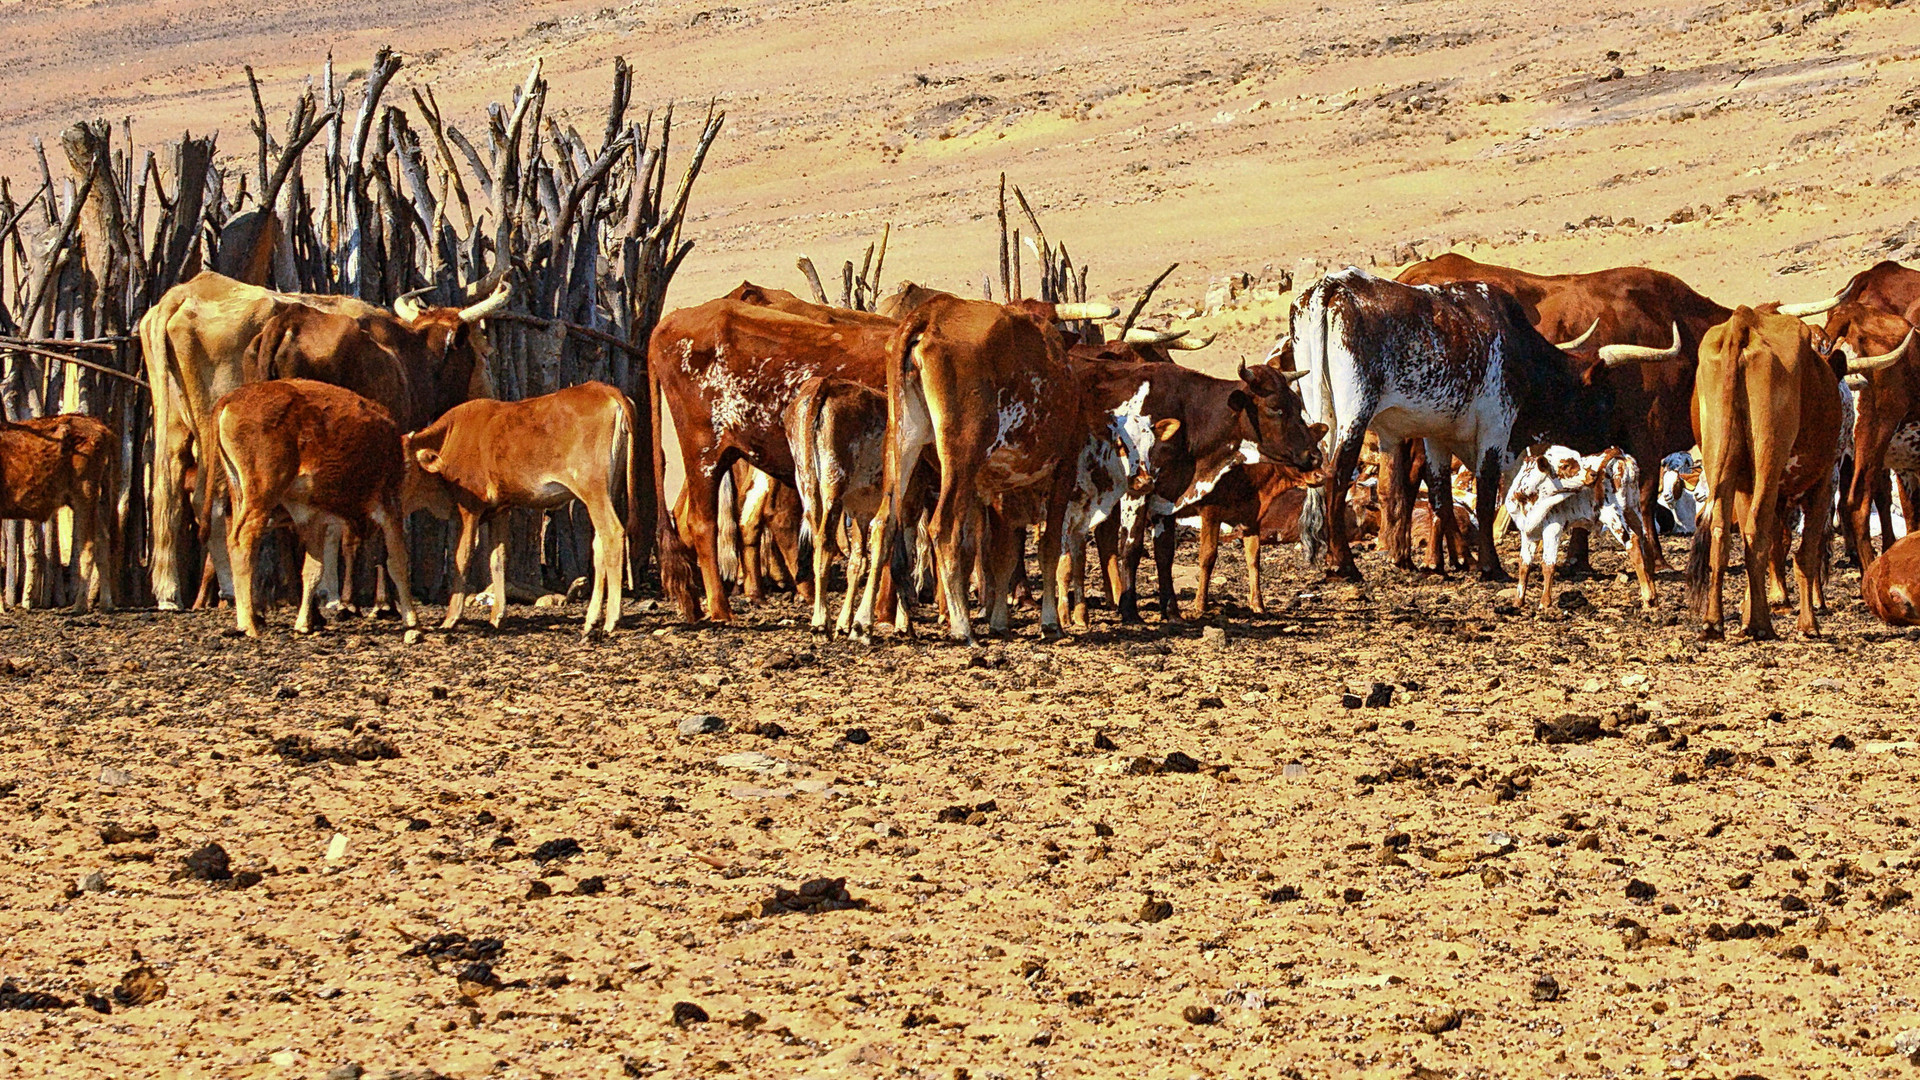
[4,0,1920,1076]
[3,537,1920,1079]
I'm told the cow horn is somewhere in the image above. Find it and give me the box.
[1778,294,1841,318]
[1599,322,1682,366]
[1554,318,1600,350]
[1123,327,1188,345]
[394,286,434,322]
[1283,368,1312,384]
[1846,329,1914,373]
[1166,332,1215,350]
[457,280,513,324]
[1053,302,1120,321]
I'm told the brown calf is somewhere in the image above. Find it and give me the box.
[206,380,417,637]
[1820,301,1918,570]
[404,382,636,636]
[0,414,115,612]
[1862,531,1920,626]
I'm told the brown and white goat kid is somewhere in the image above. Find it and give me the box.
[1501,446,1656,610]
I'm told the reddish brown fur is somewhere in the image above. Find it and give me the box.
[1685,306,1842,640]
[207,379,417,637]
[404,382,636,636]
[1862,531,1920,626]
[1821,300,1920,570]
[0,414,116,612]
[244,304,494,432]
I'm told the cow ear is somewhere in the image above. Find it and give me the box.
[1227,389,1250,412]
[1152,418,1182,442]
[413,447,443,473]
[1307,422,1328,442]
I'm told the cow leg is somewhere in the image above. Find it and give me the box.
[1622,503,1657,610]
[372,503,419,631]
[486,517,509,629]
[227,504,268,638]
[1188,508,1220,620]
[583,493,626,637]
[1038,474,1072,638]
[443,508,481,630]
[70,494,105,614]
[1562,522,1593,578]
[810,504,838,633]
[207,499,237,603]
[291,513,333,634]
[1153,518,1182,621]
[1514,531,1535,607]
[837,515,867,636]
[1796,475,1836,635]
[1115,516,1147,623]
[1637,448,1675,574]
[1740,488,1779,641]
[1244,535,1266,614]
[1382,439,1415,571]
[932,496,977,645]
[1474,449,1511,582]
[1847,451,1888,572]
[1322,428,1368,580]
[1422,440,1456,574]
[1094,516,1125,611]
[1699,500,1729,640]
[1540,522,1565,610]
[983,509,1018,636]
[150,407,194,610]
[682,463,736,623]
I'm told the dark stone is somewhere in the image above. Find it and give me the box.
[844,728,871,745]
[530,838,583,863]
[1530,973,1560,1002]
[575,876,607,896]
[1160,751,1202,774]
[1139,898,1174,923]
[1182,1004,1218,1025]
[672,1001,710,1027]
[184,842,233,882]
[1364,682,1394,708]
[1625,878,1657,900]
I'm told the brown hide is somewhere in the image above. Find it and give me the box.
[404,382,636,635]
[1684,306,1842,639]
[1822,301,1920,570]
[0,414,116,612]
[1862,531,1920,626]
[208,379,415,637]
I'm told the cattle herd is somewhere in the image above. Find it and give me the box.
[5,252,1920,644]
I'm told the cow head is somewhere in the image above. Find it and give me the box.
[397,429,457,520]
[1121,418,1184,495]
[386,280,511,414]
[1232,358,1326,480]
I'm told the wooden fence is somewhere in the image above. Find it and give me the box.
[0,50,722,609]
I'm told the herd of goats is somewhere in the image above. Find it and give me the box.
[5,248,1920,646]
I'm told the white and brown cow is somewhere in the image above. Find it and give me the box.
[1290,267,1615,580]
[1501,446,1656,610]
[203,379,417,637]
[786,376,892,634]
[402,382,637,637]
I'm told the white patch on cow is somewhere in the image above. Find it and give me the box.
[1887,422,1920,475]
[1503,447,1644,560]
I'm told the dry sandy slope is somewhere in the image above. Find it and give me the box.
[2,0,1918,346]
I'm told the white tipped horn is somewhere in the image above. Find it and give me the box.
[1166,332,1215,350]
[1778,295,1841,319]
[1846,329,1914,373]
[1263,335,1292,364]
[1123,326,1188,345]
[1054,302,1120,321]
[457,280,513,324]
[394,286,433,323]
[1599,322,1682,367]
[1283,368,1311,384]
[1554,317,1601,350]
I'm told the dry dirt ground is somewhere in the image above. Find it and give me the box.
[3,533,1920,1080]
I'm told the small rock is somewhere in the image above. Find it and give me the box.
[678,714,726,736]
[1531,973,1560,1002]
[268,1051,298,1067]
[184,842,233,882]
[1780,893,1809,912]
[1420,1007,1461,1035]
[402,629,424,645]
[1535,713,1606,745]
[98,767,132,787]
[534,593,568,608]
[574,876,607,896]
[526,880,553,900]
[1340,693,1364,709]
[753,721,787,739]
[79,871,107,894]
[1200,626,1228,649]
[1830,734,1856,751]
[672,1001,710,1026]
[530,838,584,863]
[323,1065,365,1080]
[326,834,348,861]
[844,728,871,745]
[112,966,166,1007]
[1624,878,1657,900]
[1892,1029,1920,1057]
[1160,751,1202,774]
[98,823,157,845]
[1182,1004,1218,1025]
[1364,682,1393,708]
[1554,589,1590,612]
[1139,898,1174,923]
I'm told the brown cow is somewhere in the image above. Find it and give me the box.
[204,380,417,637]
[786,376,890,633]
[1637,306,1841,639]
[1781,260,1920,321]
[140,271,507,607]
[851,294,1115,642]
[402,382,637,637]
[0,414,115,612]
[1862,531,1920,626]
[650,288,1113,624]
[671,461,806,603]
[1397,254,1728,573]
[1820,301,1919,569]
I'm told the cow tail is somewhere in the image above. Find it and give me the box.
[648,331,700,620]
[1297,285,1334,568]
[715,469,741,585]
[1686,341,1744,618]
[611,389,637,591]
[196,404,230,544]
[789,386,825,584]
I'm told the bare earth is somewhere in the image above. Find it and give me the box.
[4,0,1920,1077]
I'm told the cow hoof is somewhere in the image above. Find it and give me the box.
[1697,625,1723,642]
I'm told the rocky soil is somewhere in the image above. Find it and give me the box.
[3,536,1918,1078]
